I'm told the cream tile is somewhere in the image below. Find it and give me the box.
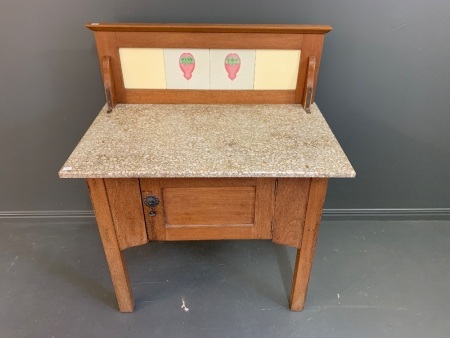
[254,50,301,90]
[164,49,210,89]
[119,48,166,89]
[210,49,256,90]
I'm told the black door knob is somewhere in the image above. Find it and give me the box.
[143,195,160,208]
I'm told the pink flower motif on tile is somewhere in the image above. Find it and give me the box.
[224,53,241,80]
[179,53,195,80]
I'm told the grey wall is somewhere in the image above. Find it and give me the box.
[1,0,449,213]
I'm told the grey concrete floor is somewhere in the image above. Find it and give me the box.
[1,220,449,338]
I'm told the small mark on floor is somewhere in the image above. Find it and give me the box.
[181,298,189,312]
[6,256,19,273]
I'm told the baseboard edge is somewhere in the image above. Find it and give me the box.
[1,208,449,224]
[0,210,95,224]
[322,208,450,221]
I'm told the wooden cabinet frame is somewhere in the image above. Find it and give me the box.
[59,23,352,313]
[87,176,327,312]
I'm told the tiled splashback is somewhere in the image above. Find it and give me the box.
[119,48,301,90]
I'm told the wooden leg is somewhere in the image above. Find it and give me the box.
[290,178,328,311]
[87,178,135,312]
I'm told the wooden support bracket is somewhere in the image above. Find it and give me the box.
[303,56,316,113]
[102,56,117,112]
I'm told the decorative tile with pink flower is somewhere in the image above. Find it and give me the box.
[210,49,256,90]
[164,49,210,89]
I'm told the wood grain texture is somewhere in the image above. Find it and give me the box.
[163,187,256,225]
[164,225,254,241]
[87,23,333,34]
[254,178,276,239]
[115,32,302,49]
[140,178,257,190]
[102,56,117,111]
[86,178,134,312]
[103,178,148,250]
[295,34,325,104]
[124,89,296,104]
[272,178,311,248]
[289,178,328,311]
[303,57,316,111]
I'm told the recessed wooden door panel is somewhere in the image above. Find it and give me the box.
[140,178,274,241]
[163,186,256,225]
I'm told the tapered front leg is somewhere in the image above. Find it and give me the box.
[290,178,328,311]
[87,178,135,312]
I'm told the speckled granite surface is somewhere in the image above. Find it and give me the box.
[59,103,355,178]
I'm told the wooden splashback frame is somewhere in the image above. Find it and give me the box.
[87,23,332,105]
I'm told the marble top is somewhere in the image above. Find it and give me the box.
[59,103,355,178]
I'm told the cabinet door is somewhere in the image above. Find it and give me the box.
[140,178,275,241]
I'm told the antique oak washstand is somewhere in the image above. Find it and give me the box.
[59,23,355,312]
